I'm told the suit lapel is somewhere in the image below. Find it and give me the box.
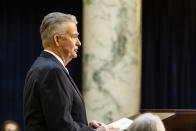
[40,51,83,100]
[63,71,83,99]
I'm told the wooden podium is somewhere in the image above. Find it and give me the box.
[129,109,196,131]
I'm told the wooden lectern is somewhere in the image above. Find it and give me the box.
[129,109,196,131]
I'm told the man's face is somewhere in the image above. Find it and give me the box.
[57,22,81,60]
[4,123,18,131]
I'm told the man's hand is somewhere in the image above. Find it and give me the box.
[89,120,104,129]
[96,125,119,131]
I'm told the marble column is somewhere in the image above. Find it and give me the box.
[82,0,142,124]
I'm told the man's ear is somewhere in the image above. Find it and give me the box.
[53,34,60,46]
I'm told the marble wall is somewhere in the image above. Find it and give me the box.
[82,0,142,124]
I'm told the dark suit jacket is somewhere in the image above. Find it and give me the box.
[23,51,94,131]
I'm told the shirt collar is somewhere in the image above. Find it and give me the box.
[44,49,65,67]
[43,49,70,74]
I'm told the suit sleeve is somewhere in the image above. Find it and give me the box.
[39,68,94,131]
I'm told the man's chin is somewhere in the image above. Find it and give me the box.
[73,54,77,58]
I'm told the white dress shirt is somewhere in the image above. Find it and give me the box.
[44,49,69,74]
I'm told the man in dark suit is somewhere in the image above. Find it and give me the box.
[23,12,118,131]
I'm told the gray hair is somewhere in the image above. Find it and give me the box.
[128,113,165,131]
[40,12,78,48]
[1,120,21,131]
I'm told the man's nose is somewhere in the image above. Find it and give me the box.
[76,39,81,47]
